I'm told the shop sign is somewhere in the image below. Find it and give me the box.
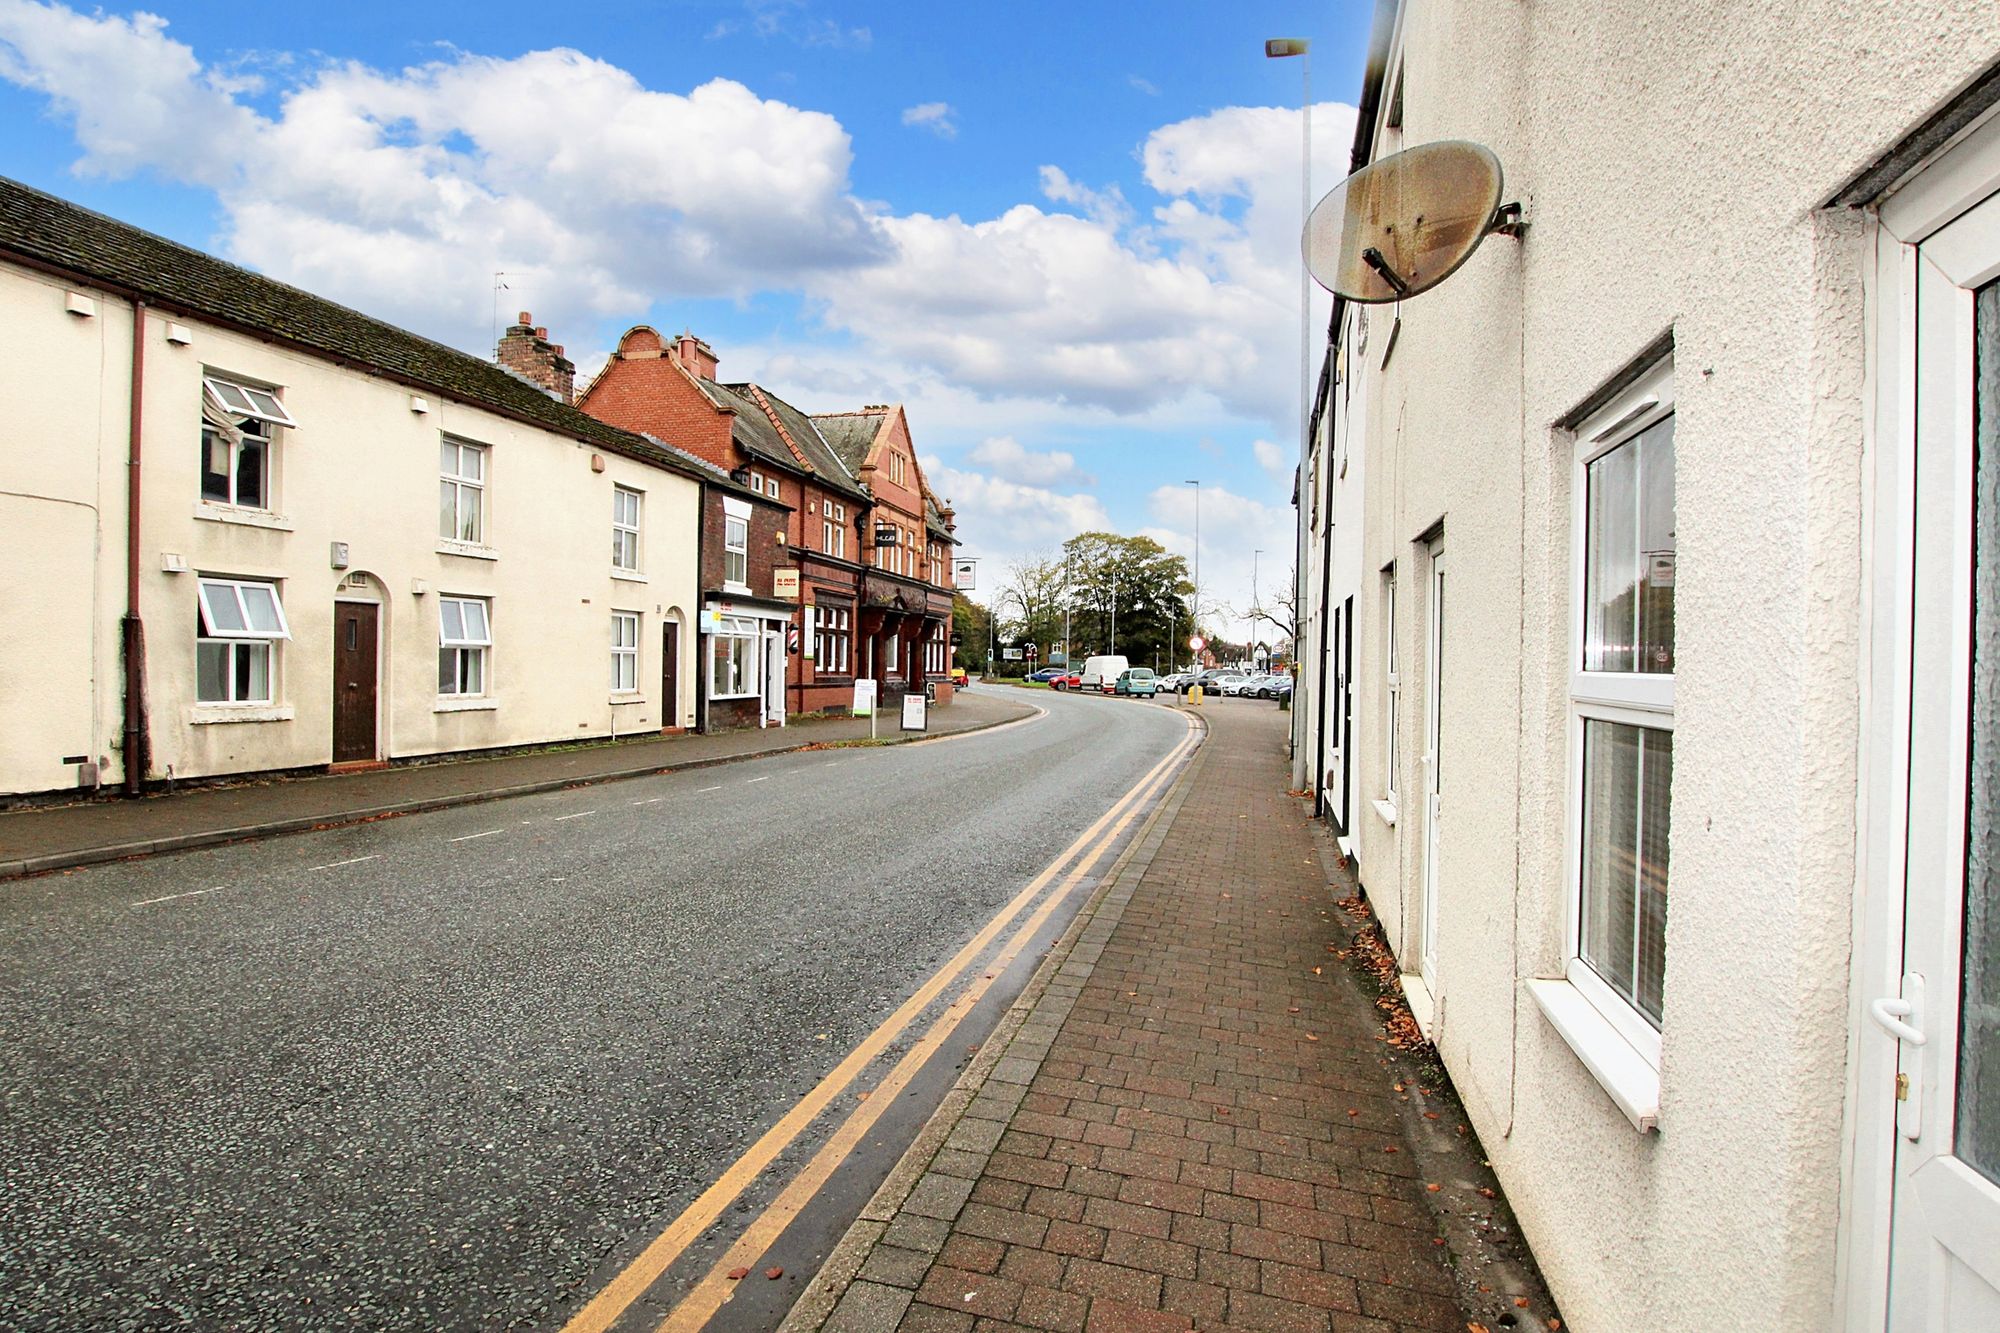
[773,568,800,599]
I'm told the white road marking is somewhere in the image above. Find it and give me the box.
[552,811,596,821]
[631,797,666,805]
[823,761,840,767]
[745,776,770,784]
[449,829,505,843]
[308,855,379,872]
[696,786,722,793]
[132,886,223,908]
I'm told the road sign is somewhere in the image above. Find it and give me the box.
[1189,635,1206,650]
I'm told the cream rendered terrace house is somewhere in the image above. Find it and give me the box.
[1292,2,2000,1330]
[0,175,710,799]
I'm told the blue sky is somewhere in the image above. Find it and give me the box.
[0,0,1372,639]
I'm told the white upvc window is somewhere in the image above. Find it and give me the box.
[722,497,751,589]
[199,374,289,510]
[766,476,782,504]
[1383,566,1399,804]
[440,439,486,543]
[196,577,290,704]
[610,611,640,692]
[612,486,642,571]
[884,630,899,673]
[438,595,492,696]
[1567,358,1677,1061]
[710,615,760,698]
[814,604,851,674]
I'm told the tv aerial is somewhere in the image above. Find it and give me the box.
[1303,140,1524,303]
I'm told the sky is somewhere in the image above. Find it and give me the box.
[0,0,1373,643]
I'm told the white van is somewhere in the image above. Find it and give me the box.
[1078,655,1129,693]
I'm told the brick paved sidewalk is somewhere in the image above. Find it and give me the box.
[787,703,1475,1333]
[0,688,1034,879]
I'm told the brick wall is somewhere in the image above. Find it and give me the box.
[578,327,734,470]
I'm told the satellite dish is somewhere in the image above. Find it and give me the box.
[1303,140,1516,303]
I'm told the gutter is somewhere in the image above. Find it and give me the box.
[121,300,149,797]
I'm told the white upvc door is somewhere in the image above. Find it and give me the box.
[1883,183,2000,1332]
[1420,539,1445,989]
[763,632,787,728]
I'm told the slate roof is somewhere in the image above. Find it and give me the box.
[0,174,740,493]
[707,380,868,500]
[810,411,886,474]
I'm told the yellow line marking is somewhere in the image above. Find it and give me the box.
[558,722,1196,1333]
[656,719,1194,1331]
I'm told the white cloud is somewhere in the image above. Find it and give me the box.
[900,101,956,138]
[1252,438,1289,479]
[0,2,1354,438]
[1128,75,1160,97]
[965,436,1091,487]
[924,461,1111,564]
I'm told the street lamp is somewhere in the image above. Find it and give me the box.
[1252,548,1263,617]
[1184,478,1202,640]
[1266,36,1310,758]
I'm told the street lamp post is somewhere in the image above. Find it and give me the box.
[1267,35,1311,760]
[1184,478,1202,645]
[1252,548,1263,619]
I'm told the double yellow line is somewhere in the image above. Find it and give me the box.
[561,714,1200,1333]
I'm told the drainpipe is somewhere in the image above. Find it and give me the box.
[122,300,150,797]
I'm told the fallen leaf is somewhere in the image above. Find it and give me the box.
[1469,1324,1490,1333]
[765,1267,784,1280]
[815,1033,829,1041]
[1515,1297,1531,1309]
[1394,1083,1406,1092]
[1427,1183,1441,1193]
[1288,1007,1301,1014]
[1313,967,1323,975]
[1433,1236,1447,1246]
[857,1091,871,1101]
[1348,1108,1360,1117]
[1549,1321,1562,1330]
[726,1267,750,1281]
[1306,1033,1320,1042]
[1423,1111,1439,1120]
[1382,1145,1400,1154]
[1215,1107,1231,1117]
[1477,1187,1497,1199]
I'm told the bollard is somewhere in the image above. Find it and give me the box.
[1188,684,1204,707]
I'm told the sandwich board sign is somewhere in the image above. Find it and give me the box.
[852,679,878,717]
[901,692,927,732]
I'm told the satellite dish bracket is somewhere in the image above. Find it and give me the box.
[1487,201,1527,239]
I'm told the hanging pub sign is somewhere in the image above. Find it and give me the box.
[874,522,899,548]
[952,558,978,589]
[773,568,800,599]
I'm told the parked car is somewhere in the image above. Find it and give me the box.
[1113,667,1159,698]
[1209,672,1253,695]
[1268,677,1294,702]
[1026,666,1066,683]
[1049,671,1083,691]
[1078,655,1130,693]
[1156,672,1190,693]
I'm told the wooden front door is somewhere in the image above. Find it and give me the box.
[662,621,679,730]
[332,602,379,763]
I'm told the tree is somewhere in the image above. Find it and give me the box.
[1058,532,1197,672]
[953,595,990,672]
[1232,564,1297,642]
[996,552,1069,661]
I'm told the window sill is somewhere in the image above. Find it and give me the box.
[433,696,498,713]
[709,690,759,701]
[609,693,646,706]
[610,570,648,583]
[721,581,753,596]
[1372,798,1399,827]
[437,539,499,561]
[193,502,293,531]
[188,704,294,725]
[1528,977,1661,1133]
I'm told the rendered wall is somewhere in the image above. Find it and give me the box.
[1333,3,2000,1331]
[0,260,703,795]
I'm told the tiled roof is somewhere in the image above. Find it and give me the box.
[707,380,868,500]
[810,411,886,474]
[0,174,730,491]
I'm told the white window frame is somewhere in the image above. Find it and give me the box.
[200,408,275,510]
[722,496,751,591]
[815,604,851,675]
[1564,356,1677,1068]
[1383,565,1400,807]
[612,485,642,571]
[709,614,761,698]
[196,577,290,705]
[438,595,493,697]
[610,610,640,693]
[202,375,297,429]
[440,438,487,544]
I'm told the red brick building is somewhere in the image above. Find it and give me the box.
[575,327,957,724]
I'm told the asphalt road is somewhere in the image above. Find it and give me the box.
[0,690,1187,1332]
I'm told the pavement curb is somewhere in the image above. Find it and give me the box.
[0,699,1041,883]
[779,712,1209,1333]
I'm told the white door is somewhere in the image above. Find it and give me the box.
[763,632,786,728]
[1420,540,1445,988]
[1884,187,2000,1331]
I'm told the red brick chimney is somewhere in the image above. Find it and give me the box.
[672,331,720,381]
[496,311,576,403]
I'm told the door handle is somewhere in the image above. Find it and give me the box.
[1868,987,1925,1046]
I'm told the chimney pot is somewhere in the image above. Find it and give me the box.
[517,310,532,325]
[534,326,548,340]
